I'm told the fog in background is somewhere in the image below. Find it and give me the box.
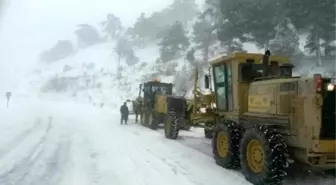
[0,0,176,92]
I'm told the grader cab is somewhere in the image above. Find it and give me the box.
[205,51,336,185]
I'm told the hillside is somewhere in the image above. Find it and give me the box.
[17,36,336,109]
[14,2,335,107]
[16,40,214,107]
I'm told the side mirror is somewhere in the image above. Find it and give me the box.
[204,75,210,89]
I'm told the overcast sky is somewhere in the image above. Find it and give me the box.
[0,0,177,91]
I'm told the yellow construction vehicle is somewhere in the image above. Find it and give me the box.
[202,50,336,185]
[183,68,216,138]
[138,78,186,134]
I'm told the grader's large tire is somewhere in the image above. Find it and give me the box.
[240,125,289,185]
[140,112,146,126]
[164,112,179,139]
[204,121,215,139]
[204,128,213,139]
[212,120,243,169]
[148,111,158,130]
[143,110,158,130]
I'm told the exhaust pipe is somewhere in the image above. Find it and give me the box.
[262,50,271,77]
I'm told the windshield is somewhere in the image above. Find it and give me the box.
[151,85,170,95]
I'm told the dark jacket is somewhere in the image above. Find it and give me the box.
[120,104,129,116]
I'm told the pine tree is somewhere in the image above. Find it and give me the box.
[40,40,74,63]
[101,14,124,40]
[284,0,335,66]
[186,48,196,65]
[269,20,300,57]
[114,37,138,66]
[192,18,216,61]
[75,24,101,48]
[219,0,284,49]
[158,21,190,62]
[169,0,198,27]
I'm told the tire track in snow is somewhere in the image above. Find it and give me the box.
[0,117,43,161]
[0,117,53,185]
[77,137,103,185]
[24,137,72,185]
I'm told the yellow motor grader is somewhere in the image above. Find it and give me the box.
[161,68,217,139]
[183,69,217,138]
[137,78,187,133]
[203,50,336,185]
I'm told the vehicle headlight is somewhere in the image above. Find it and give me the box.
[327,84,335,91]
[199,107,207,113]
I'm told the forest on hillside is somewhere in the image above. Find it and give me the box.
[40,0,335,72]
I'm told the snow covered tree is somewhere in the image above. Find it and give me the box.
[101,13,124,40]
[114,37,138,67]
[168,0,198,27]
[186,48,195,64]
[158,21,190,62]
[217,21,246,53]
[114,37,136,77]
[40,40,74,63]
[269,21,300,57]
[192,18,216,62]
[199,0,246,53]
[124,50,139,66]
[219,0,284,49]
[75,24,101,48]
[284,0,335,66]
[128,13,160,45]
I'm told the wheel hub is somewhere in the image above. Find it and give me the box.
[247,139,265,173]
[217,132,229,157]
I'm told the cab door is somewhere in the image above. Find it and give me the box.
[213,62,234,112]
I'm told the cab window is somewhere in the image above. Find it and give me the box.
[213,63,234,111]
[213,65,227,110]
[227,63,233,111]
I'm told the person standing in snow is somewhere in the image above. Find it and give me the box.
[120,102,129,125]
[5,92,11,108]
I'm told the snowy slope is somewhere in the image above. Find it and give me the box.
[17,33,334,108]
[17,36,253,105]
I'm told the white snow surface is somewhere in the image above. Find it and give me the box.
[0,95,334,185]
[0,97,250,185]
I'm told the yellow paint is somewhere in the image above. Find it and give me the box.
[319,140,336,153]
[209,52,290,65]
[247,139,265,173]
[155,95,167,113]
[248,95,271,108]
[217,132,229,158]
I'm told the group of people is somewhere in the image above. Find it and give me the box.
[119,98,142,125]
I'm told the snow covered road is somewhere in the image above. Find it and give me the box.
[0,97,249,185]
[0,97,334,185]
